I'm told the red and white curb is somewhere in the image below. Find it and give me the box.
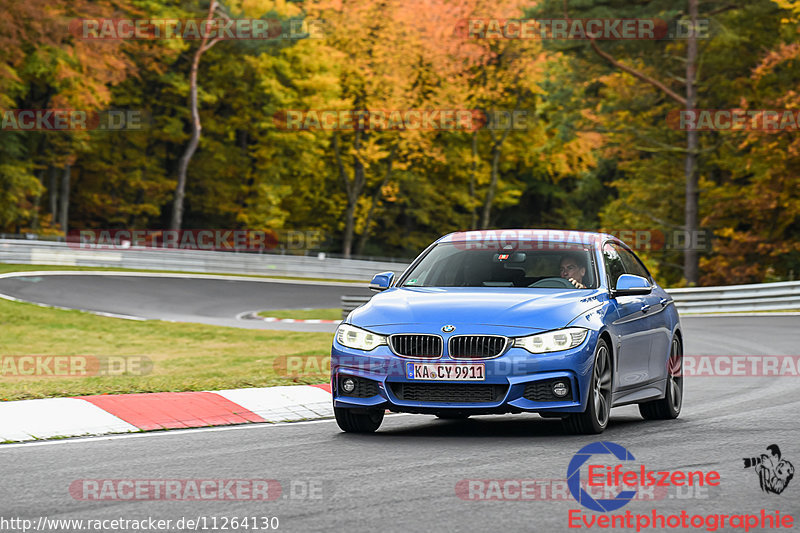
[0,384,332,443]
[241,311,341,324]
[259,317,341,324]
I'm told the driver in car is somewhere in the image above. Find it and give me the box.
[560,253,587,289]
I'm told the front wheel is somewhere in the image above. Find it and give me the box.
[563,338,612,435]
[639,337,683,420]
[334,406,384,433]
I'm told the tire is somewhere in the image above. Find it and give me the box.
[639,337,683,420]
[563,338,612,435]
[334,406,384,433]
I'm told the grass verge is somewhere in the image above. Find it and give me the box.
[0,297,332,401]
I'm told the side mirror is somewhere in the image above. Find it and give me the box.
[612,274,652,297]
[369,271,395,292]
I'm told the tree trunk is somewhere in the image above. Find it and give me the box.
[170,48,203,231]
[239,129,254,210]
[333,131,366,259]
[355,213,372,256]
[59,165,70,234]
[480,142,501,229]
[480,125,512,229]
[170,1,221,231]
[343,158,364,258]
[49,165,58,223]
[684,0,699,285]
[342,200,356,258]
[356,147,396,256]
[469,132,478,229]
[31,169,44,230]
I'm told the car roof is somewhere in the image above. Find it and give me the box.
[434,229,624,247]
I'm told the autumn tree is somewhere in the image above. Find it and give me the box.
[0,0,136,233]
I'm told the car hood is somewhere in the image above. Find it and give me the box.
[349,287,606,333]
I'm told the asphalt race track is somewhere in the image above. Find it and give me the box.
[1,273,799,531]
[0,273,372,331]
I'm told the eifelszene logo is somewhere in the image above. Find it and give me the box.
[568,441,637,512]
[567,441,721,512]
[743,445,795,495]
[566,442,795,531]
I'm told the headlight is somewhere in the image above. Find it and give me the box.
[513,327,588,353]
[336,324,387,351]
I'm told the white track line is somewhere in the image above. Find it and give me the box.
[238,310,341,325]
[0,414,415,450]
[0,289,149,321]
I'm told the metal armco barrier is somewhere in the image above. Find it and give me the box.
[340,281,800,318]
[0,239,409,282]
[667,281,800,313]
[341,295,374,319]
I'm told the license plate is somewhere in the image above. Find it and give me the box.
[407,363,485,381]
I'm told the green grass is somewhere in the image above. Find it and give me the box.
[258,308,341,320]
[0,296,333,401]
[0,263,364,283]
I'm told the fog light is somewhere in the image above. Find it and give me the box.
[552,381,569,398]
[342,377,356,393]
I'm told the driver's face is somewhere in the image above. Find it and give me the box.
[560,259,585,281]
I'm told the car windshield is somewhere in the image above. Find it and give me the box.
[401,242,598,289]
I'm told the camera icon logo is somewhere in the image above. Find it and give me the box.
[743,444,795,495]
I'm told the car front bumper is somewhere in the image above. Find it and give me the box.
[330,330,599,415]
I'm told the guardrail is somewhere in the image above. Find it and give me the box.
[3,239,797,315]
[341,295,374,319]
[0,239,410,282]
[667,281,800,313]
[340,280,800,318]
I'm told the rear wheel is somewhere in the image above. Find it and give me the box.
[334,406,384,433]
[563,338,612,435]
[639,337,683,420]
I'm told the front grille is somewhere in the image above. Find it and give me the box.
[390,383,507,403]
[340,376,379,398]
[448,335,508,358]
[389,334,442,358]
[523,379,573,402]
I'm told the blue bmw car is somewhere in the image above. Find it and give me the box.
[330,230,683,434]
